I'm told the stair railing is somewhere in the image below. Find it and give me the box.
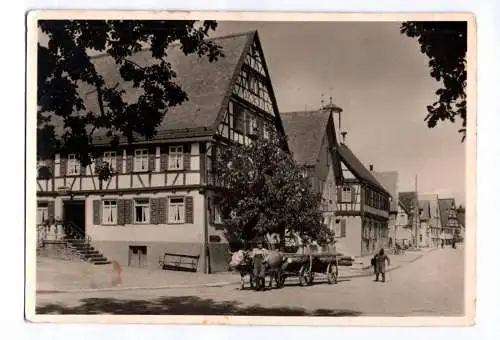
[63,221,94,261]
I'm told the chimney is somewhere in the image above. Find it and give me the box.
[341,131,347,144]
[369,164,374,172]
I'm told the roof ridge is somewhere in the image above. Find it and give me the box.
[89,30,256,60]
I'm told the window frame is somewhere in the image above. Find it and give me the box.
[67,153,81,176]
[168,197,186,224]
[341,186,352,203]
[168,145,184,170]
[102,199,118,225]
[103,151,117,172]
[134,149,149,172]
[133,198,150,224]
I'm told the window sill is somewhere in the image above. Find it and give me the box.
[133,170,150,174]
[167,221,185,225]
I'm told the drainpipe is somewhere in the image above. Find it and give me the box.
[203,192,210,274]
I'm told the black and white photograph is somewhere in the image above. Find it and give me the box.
[26,11,475,325]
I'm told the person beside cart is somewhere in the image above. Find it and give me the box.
[250,239,269,290]
[371,248,391,283]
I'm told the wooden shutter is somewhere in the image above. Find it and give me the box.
[158,197,167,224]
[183,144,191,170]
[46,158,54,178]
[208,197,213,223]
[116,151,123,174]
[160,147,169,171]
[117,199,126,225]
[185,196,194,224]
[47,201,55,222]
[125,199,133,224]
[60,156,67,176]
[148,150,155,172]
[337,187,342,202]
[126,152,133,173]
[150,198,158,224]
[351,186,356,203]
[93,200,101,225]
[340,220,346,237]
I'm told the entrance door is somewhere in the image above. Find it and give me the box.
[63,200,86,238]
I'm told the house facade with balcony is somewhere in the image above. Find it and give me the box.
[335,146,391,257]
[36,31,287,273]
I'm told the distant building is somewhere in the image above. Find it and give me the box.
[438,198,461,245]
[418,193,442,248]
[418,200,432,247]
[399,191,419,247]
[335,150,391,257]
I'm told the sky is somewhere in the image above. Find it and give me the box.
[211,21,466,206]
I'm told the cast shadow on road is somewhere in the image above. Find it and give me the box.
[36,295,362,317]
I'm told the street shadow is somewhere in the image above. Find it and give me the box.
[36,295,362,317]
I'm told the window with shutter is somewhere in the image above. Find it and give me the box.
[168,197,185,224]
[134,198,150,224]
[102,200,117,225]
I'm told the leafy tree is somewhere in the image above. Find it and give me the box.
[37,20,223,178]
[213,133,334,250]
[401,21,467,141]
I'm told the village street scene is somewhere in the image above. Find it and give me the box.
[33,19,467,317]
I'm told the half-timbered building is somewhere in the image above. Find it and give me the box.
[438,198,461,245]
[335,148,391,257]
[280,108,343,251]
[36,31,287,273]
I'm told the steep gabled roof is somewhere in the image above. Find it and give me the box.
[373,171,398,212]
[399,191,417,215]
[398,200,411,215]
[438,198,457,228]
[280,110,331,166]
[337,144,389,195]
[45,31,271,144]
[419,200,431,221]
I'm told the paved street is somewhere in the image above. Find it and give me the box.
[36,246,464,317]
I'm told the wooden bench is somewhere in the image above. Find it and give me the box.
[158,252,200,272]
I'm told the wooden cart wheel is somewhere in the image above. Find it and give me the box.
[327,263,338,284]
[299,265,312,286]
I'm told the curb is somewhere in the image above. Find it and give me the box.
[37,280,239,294]
[37,249,438,294]
[339,249,435,279]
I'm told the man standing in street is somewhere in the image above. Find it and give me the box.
[372,248,391,282]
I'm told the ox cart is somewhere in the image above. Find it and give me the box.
[279,252,340,286]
